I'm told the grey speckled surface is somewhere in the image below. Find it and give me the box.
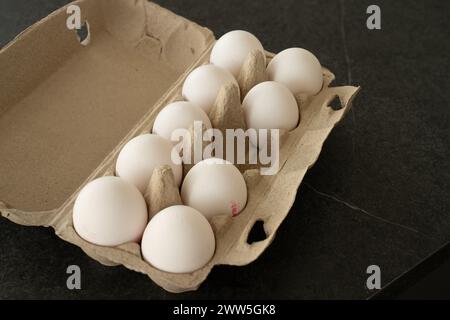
[0,0,449,299]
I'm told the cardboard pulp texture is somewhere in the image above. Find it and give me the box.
[0,0,360,293]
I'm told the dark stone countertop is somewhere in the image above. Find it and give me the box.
[0,0,449,299]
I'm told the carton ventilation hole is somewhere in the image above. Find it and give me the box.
[247,220,267,244]
[328,95,343,110]
[76,21,90,46]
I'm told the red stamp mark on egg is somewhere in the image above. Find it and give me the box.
[230,201,239,217]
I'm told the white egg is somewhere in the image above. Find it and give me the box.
[152,101,212,143]
[210,30,266,77]
[181,158,247,219]
[182,64,239,114]
[141,205,215,273]
[242,81,299,147]
[267,47,323,96]
[115,134,182,193]
[73,176,148,247]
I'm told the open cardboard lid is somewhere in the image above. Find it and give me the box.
[0,0,214,212]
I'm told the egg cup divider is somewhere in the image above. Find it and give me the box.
[0,0,360,293]
[144,165,182,219]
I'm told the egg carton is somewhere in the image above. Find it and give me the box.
[0,0,360,293]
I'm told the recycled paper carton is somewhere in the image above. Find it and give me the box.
[0,0,359,292]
